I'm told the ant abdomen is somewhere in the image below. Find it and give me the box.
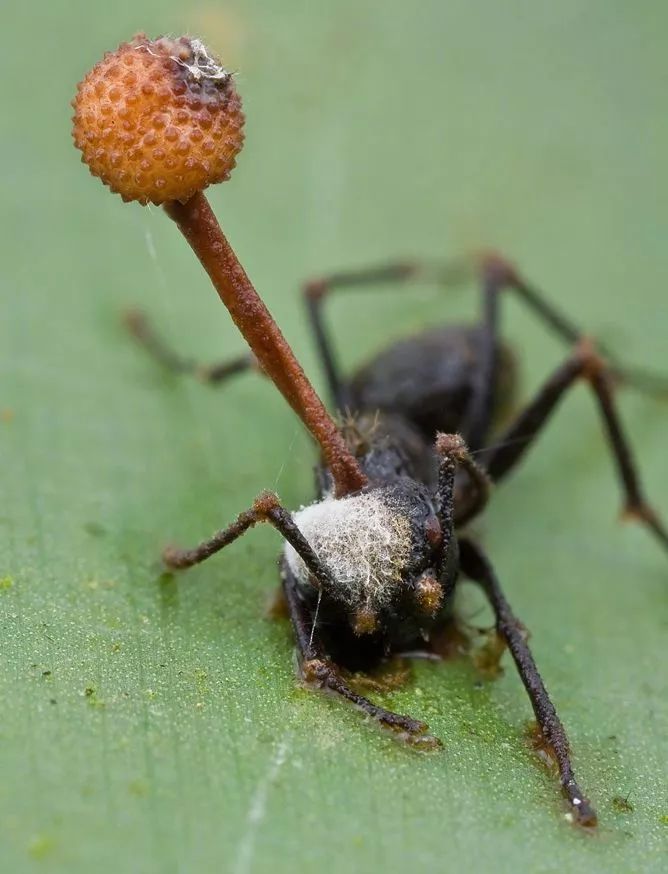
[347,326,518,447]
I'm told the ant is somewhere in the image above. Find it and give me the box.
[73,33,666,827]
[127,251,668,828]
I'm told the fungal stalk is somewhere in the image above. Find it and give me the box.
[72,33,367,497]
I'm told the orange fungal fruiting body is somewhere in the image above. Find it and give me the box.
[72,34,245,205]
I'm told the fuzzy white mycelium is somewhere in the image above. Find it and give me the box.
[284,492,412,609]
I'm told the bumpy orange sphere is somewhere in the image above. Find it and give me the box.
[72,34,245,205]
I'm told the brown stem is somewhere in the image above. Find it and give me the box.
[163,192,367,497]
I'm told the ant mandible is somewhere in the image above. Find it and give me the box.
[73,34,668,829]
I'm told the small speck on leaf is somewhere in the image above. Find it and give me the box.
[84,687,105,708]
[611,795,634,813]
[128,779,149,798]
[83,521,107,538]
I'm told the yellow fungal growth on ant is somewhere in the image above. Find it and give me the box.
[72,33,245,205]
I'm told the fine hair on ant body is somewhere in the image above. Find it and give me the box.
[127,251,668,829]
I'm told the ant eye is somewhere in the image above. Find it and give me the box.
[424,515,442,550]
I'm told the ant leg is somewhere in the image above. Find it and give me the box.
[280,562,441,750]
[458,258,508,449]
[124,309,256,384]
[480,252,668,398]
[480,340,668,548]
[163,491,332,584]
[304,259,470,408]
[463,251,668,451]
[458,537,597,826]
[303,253,667,411]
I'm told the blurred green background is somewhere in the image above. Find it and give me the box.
[1,1,666,872]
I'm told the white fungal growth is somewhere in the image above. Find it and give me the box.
[180,38,232,83]
[285,493,412,610]
[137,36,232,84]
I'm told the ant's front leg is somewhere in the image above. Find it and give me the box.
[458,538,597,826]
[163,491,330,577]
[124,309,257,385]
[281,563,441,751]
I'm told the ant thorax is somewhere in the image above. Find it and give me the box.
[284,481,440,627]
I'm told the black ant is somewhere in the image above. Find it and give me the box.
[72,31,666,828]
[126,251,668,829]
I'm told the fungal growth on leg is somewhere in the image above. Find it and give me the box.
[73,35,668,828]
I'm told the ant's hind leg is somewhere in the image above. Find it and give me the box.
[124,309,256,385]
[480,253,668,398]
[458,258,508,449]
[303,252,668,411]
[449,252,668,447]
[458,538,597,827]
[281,565,441,750]
[479,339,668,550]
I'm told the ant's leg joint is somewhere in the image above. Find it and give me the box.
[122,307,148,335]
[435,431,468,460]
[301,657,333,687]
[477,250,520,287]
[304,278,328,301]
[252,490,283,519]
[621,503,659,524]
[574,336,609,381]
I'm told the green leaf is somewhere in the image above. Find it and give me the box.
[1,2,666,872]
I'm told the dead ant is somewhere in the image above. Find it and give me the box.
[73,34,667,829]
[127,252,668,829]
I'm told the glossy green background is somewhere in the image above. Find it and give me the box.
[1,1,666,872]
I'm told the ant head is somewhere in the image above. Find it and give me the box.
[284,479,452,635]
